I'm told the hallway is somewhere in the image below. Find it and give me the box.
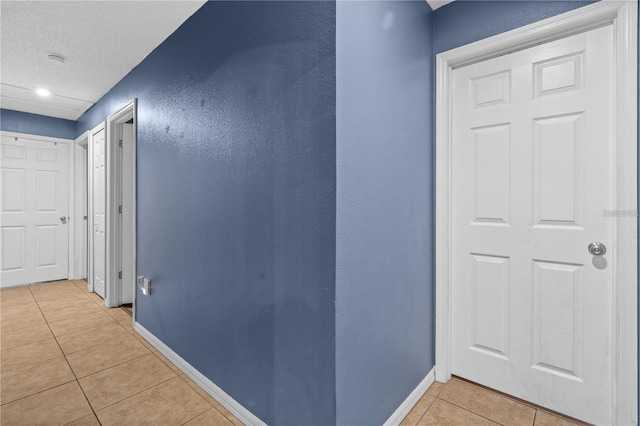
[0,280,241,425]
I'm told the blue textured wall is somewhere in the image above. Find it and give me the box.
[0,109,76,140]
[433,0,596,54]
[335,1,434,424]
[77,2,336,424]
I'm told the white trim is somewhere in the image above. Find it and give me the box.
[0,131,74,285]
[610,1,638,423]
[105,99,137,308]
[383,368,435,426]
[73,132,89,282]
[435,2,637,425]
[134,322,267,426]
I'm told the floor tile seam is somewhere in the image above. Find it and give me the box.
[0,375,77,407]
[0,353,67,377]
[73,351,154,380]
[91,375,181,414]
[56,328,135,356]
[77,352,162,382]
[42,309,110,324]
[47,309,115,324]
[63,413,103,426]
[48,320,121,339]
[178,407,233,426]
[411,396,437,426]
[176,372,232,416]
[177,373,223,407]
[0,378,78,409]
[451,376,543,412]
[32,292,91,303]
[37,298,97,312]
[452,378,586,425]
[32,293,103,423]
[47,312,102,425]
[0,350,62,374]
[435,396,509,426]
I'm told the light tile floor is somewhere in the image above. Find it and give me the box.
[401,377,588,426]
[1,280,589,426]
[0,280,242,426]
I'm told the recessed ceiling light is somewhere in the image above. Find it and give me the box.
[36,88,51,97]
[47,54,65,64]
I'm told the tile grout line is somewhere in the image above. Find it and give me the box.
[412,396,437,426]
[55,281,175,421]
[3,281,240,425]
[91,374,179,414]
[27,283,104,426]
[435,395,514,426]
[450,376,586,425]
[177,406,234,426]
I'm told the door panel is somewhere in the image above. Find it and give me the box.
[0,135,69,287]
[451,25,613,424]
[92,127,106,298]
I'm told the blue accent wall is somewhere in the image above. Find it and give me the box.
[433,0,596,54]
[335,1,434,424]
[77,2,336,424]
[0,109,76,140]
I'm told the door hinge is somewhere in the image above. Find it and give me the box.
[119,205,122,214]
[119,140,123,148]
[118,271,122,279]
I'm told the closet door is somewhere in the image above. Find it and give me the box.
[1,134,70,287]
[89,123,106,298]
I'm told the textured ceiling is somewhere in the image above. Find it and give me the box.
[0,1,205,120]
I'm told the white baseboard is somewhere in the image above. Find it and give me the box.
[383,368,435,426]
[134,322,266,426]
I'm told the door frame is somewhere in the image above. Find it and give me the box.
[73,131,89,282]
[105,99,137,308]
[434,1,638,424]
[0,131,75,286]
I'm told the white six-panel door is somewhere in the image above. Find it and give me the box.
[1,135,69,287]
[451,25,613,424]
[92,126,106,298]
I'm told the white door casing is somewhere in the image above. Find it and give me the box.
[74,132,89,282]
[90,124,106,298]
[451,26,612,423]
[105,99,137,308]
[435,2,637,425]
[1,134,71,287]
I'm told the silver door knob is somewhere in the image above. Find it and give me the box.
[60,216,67,224]
[588,242,606,256]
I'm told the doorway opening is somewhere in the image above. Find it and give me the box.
[105,99,137,308]
[87,100,137,308]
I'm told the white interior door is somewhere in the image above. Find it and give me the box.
[92,126,106,298]
[1,135,69,287]
[451,25,613,424]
